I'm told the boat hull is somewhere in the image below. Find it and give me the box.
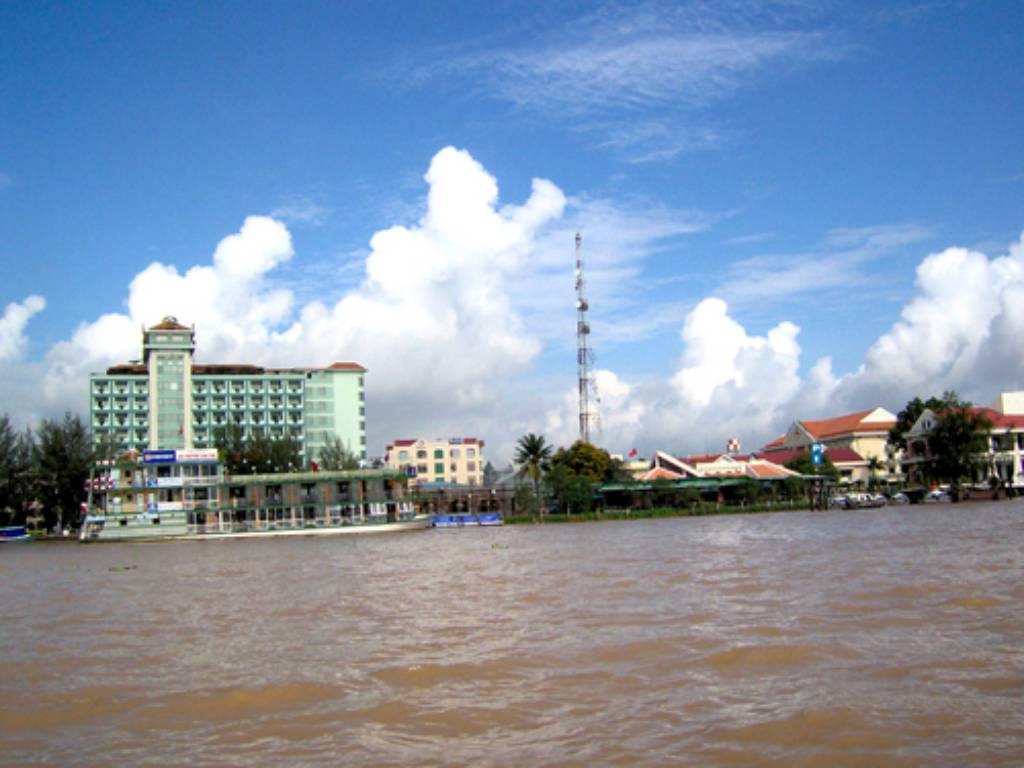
[431,513,503,528]
[81,516,432,543]
[0,526,30,542]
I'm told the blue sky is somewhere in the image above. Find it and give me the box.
[2,1,1023,462]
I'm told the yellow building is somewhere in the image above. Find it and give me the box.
[384,438,485,486]
[761,407,897,486]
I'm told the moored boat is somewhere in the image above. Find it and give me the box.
[431,512,503,528]
[0,526,31,542]
[81,449,427,542]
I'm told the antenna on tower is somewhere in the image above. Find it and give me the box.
[576,232,599,443]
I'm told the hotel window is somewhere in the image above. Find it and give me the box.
[450,463,457,473]
[433,449,444,459]
[416,450,427,460]
[434,463,444,476]
[467,448,476,458]
[451,448,460,459]
[468,462,476,472]
[398,450,409,462]
[417,464,427,475]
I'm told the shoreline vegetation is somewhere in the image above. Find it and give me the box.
[505,500,811,525]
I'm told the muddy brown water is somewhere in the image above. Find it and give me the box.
[2,502,1023,766]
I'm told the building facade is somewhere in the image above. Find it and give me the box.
[89,318,366,463]
[904,391,1024,488]
[759,407,898,486]
[383,438,485,486]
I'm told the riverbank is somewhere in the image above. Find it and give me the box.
[505,501,811,524]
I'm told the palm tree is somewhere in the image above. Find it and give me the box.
[514,433,553,518]
[867,455,884,491]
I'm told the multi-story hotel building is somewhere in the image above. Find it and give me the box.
[383,438,485,486]
[89,317,366,463]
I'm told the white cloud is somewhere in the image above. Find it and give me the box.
[842,232,1024,405]
[0,295,45,362]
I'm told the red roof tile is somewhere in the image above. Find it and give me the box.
[148,317,191,331]
[800,410,895,439]
[971,406,1024,430]
[327,362,366,372]
[756,448,865,465]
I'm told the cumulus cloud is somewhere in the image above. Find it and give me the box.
[0,295,45,362]
[842,232,1024,406]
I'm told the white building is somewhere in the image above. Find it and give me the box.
[905,392,1024,488]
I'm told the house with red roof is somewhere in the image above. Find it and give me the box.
[636,450,801,482]
[904,392,1024,489]
[759,407,897,487]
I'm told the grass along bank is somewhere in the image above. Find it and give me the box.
[504,500,811,525]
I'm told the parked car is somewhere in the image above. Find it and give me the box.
[889,492,910,504]
[924,489,952,503]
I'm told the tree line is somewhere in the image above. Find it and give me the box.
[0,413,94,531]
[512,433,812,518]
[511,390,999,518]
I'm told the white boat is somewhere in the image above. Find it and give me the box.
[82,450,427,543]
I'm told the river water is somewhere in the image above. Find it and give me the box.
[2,501,1023,766]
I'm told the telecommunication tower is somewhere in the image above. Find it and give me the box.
[575,232,598,442]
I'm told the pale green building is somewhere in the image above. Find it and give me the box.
[89,317,366,463]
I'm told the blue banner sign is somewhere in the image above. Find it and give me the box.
[811,443,825,465]
[143,450,177,464]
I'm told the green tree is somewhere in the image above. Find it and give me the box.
[784,452,839,480]
[214,423,247,474]
[544,462,593,515]
[244,432,303,474]
[922,392,992,488]
[780,476,807,501]
[866,455,884,490]
[35,413,92,531]
[732,478,762,505]
[317,435,360,470]
[888,395,945,453]
[482,461,497,486]
[214,426,302,474]
[514,433,552,517]
[550,440,616,482]
[0,417,36,526]
[650,477,679,507]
